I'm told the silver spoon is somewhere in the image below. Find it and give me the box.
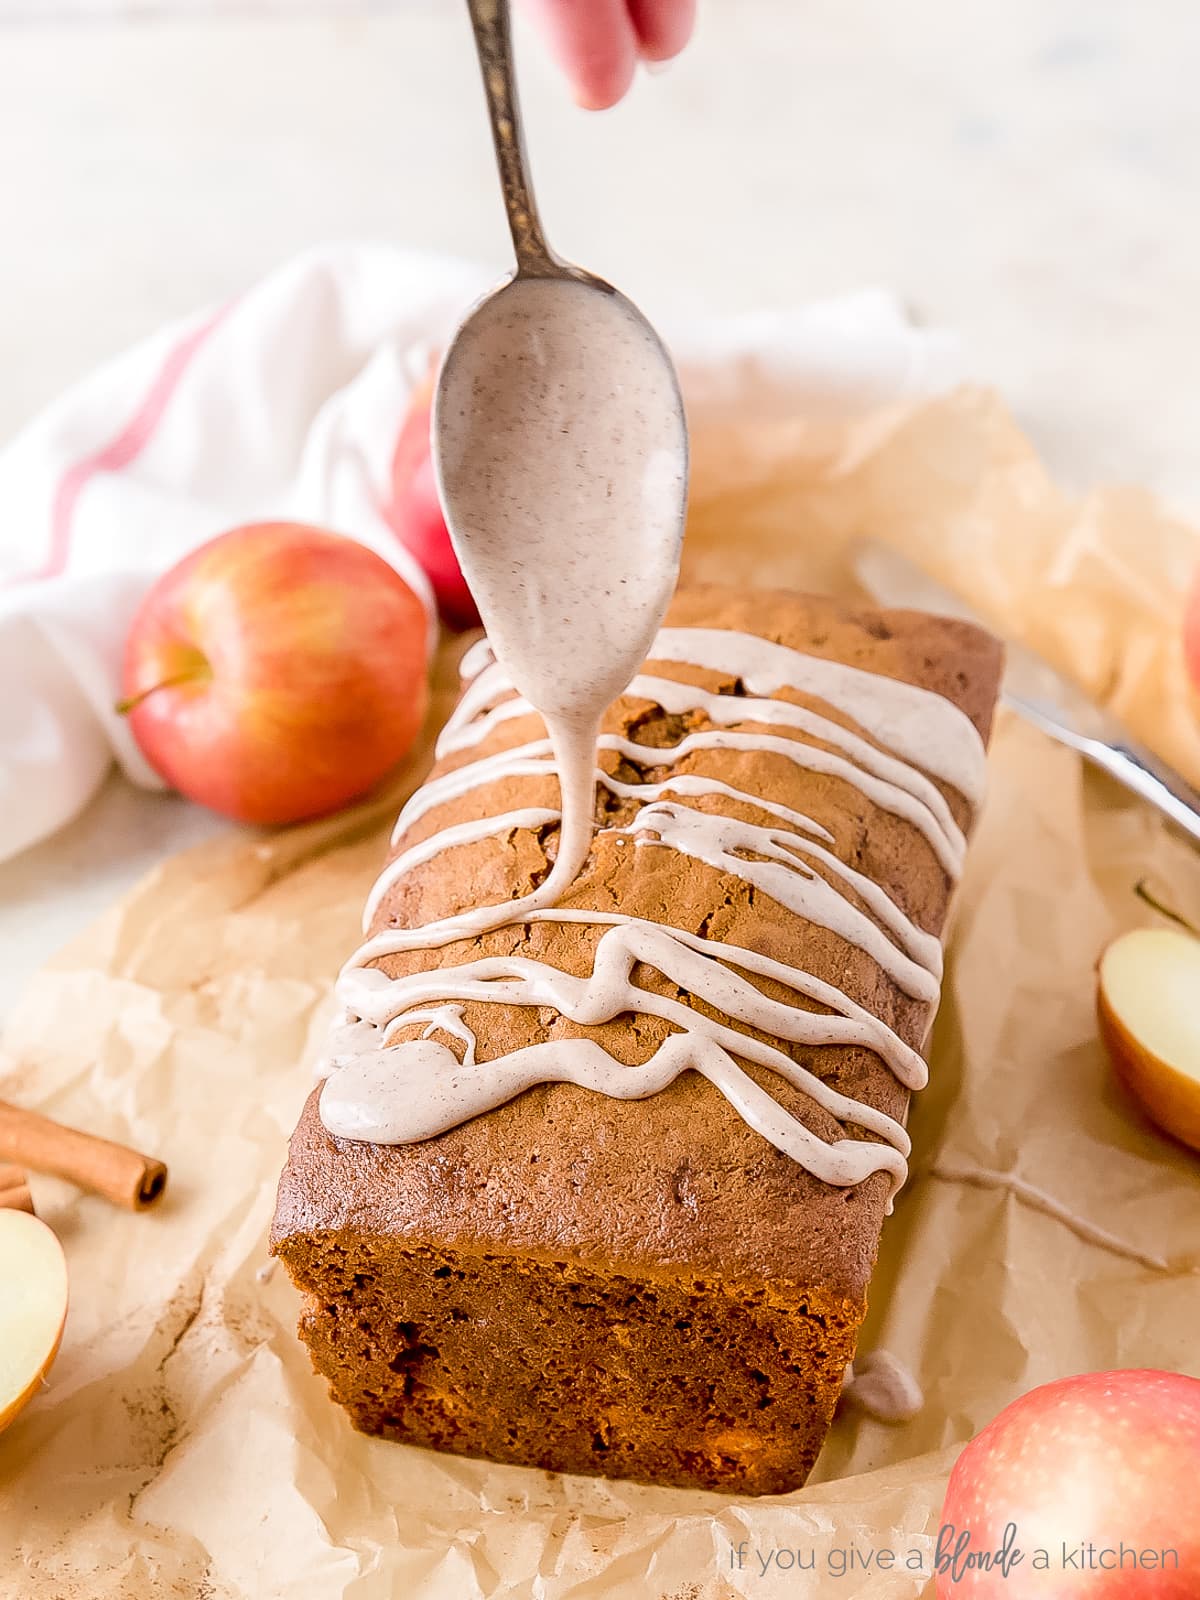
[432,0,689,746]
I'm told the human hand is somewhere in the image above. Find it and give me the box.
[519,0,696,110]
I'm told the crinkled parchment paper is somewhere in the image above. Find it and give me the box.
[3,386,1200,1600]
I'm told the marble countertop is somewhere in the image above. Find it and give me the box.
[1,0,1197,1014]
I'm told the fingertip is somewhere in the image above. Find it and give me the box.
[573,87,621,111]
[628,0,696,63]
[519,0,639,109]
[572,55,638,110]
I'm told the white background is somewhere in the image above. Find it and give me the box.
[3,0,1199,509]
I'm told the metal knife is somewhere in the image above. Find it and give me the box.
[854,541,1200,849]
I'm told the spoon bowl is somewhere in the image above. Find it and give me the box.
[435,270,687,725]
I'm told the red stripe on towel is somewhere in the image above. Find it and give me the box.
[10,302,232,586]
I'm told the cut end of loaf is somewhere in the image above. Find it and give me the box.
[276,1227,861,1495]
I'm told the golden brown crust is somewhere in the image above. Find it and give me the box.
[272,585,1003,1492]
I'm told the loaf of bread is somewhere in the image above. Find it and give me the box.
[271,586,1002,1494]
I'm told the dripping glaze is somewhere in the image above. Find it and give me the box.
[318,625,986,1204]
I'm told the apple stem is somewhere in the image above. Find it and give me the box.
[1134,877,1200,938]
[115,668,208,717]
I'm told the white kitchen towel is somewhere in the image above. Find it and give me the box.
[0,242,962,861]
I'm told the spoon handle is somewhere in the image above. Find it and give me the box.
[465,0,559,276]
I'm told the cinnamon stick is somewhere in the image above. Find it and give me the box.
[0,1163,34,1214]
[0,1100,167,1211]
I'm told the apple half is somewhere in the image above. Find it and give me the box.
[0,1210,69,1433]
[1098,927,1200,1153]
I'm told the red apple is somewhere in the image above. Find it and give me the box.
[386,358,479,630]
[1185,563,1200,698]
[938,1370,1200,1596]
[121,522,429,824]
